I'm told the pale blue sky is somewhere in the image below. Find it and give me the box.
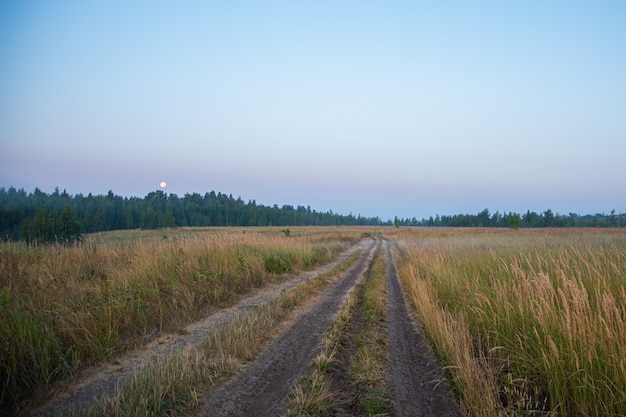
[1,1,625,220]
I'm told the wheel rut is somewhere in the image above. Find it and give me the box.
[30,237,466,417]
[198,239,380,416]
[28,240,370,417]
[385,240,464,416]
[283,239,464,417]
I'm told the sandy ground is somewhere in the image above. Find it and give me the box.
[385,240,463,416]
[198,239,379,416]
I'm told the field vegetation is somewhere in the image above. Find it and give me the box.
[285,238,391,416]
[395,228,626,416]
[3,225,625,416]
[0,227,363,411]
[79,247,362,416]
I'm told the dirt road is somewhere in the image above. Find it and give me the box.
[199,239,379,416]
[31,237,464,416]
[29,240,369,417]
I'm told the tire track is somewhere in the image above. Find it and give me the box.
[198,239,381,416]
[385,240,464,417]
[317,236,392,415]
[29,240,369,417]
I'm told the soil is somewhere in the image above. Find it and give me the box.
[385,240,464,417]
[198,239,379,416]
[27,240,368,417]
[28,237,465,417]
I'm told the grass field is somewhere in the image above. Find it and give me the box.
[0,226,365,410]
[2,226,625,416]
[395,228,626,416]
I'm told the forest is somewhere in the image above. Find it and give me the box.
[0,186,623,243]
[0,187,387,243]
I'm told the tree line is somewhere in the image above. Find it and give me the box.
[0,187,388,243]
[1,187,623,244]
[393,208,625,228]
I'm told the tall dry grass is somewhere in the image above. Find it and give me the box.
[395,228,626,417]
[0,228,359,410]
[80,247,362,417]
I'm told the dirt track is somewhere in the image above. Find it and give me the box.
[385,241,463,416]
[199,239,379,416]
[30,237,464,416]
[29,240,368,417]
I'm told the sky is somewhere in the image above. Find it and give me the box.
[1,1,625,221]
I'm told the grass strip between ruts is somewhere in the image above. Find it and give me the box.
[73,249,362,417]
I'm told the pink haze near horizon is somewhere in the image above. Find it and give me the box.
[1,1,625,221]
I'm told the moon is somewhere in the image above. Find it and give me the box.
[160,181,167,188]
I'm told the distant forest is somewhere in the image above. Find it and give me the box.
[0,187,623,243]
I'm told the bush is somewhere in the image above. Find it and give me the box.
[264,254,292,274]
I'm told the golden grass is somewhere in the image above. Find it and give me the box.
[79,248,362,417]
[283,278,356,417]
[398,260,501,417]
[393,228,626,417]
[0,227,362,410]
[285,238,392,416]
[283,236,367,417]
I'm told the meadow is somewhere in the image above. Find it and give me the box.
[0,226,364,410]
[2,226,625,416]
[395,228,626,416]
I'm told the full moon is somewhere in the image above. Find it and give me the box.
[160,181,167,188]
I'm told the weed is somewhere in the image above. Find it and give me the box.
[285,374,334,416]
